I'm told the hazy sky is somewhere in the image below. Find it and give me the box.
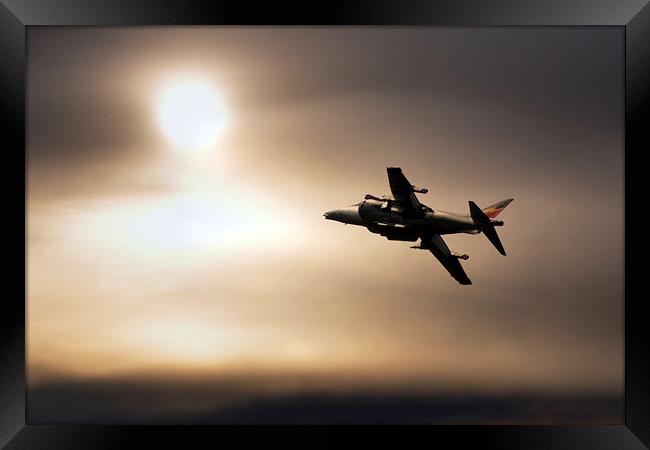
[27,27,623,423]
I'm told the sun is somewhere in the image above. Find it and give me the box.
[155,76,228,150]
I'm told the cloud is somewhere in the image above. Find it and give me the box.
[28,371,622,424]
[27,27,623,423]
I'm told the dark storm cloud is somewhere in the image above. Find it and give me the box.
[29,374,621,424]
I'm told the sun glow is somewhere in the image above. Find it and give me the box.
[155,76,228,150]
[68,190,300,262]
[126,318,232,363]
[28,72,313,373]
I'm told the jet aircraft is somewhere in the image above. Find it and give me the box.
[323,167,513,285]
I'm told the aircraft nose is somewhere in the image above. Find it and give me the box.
[324,209,345,220]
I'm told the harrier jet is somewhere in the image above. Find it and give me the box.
[323,167,513,285]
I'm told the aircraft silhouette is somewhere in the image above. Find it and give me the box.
[324,167,513,285]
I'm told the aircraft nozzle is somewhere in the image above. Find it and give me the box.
[452,251,470,260]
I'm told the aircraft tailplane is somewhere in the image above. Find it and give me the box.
[469,201,507,256]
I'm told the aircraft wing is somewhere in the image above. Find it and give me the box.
[420,233,472,285]
[386,167,424,218]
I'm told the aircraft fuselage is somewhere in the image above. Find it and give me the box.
[323,199,487,236]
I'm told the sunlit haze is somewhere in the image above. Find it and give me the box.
[27,27,623,424]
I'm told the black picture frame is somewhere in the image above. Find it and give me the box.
[2,1,648,448]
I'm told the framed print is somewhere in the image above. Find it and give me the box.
[1,0,648,448]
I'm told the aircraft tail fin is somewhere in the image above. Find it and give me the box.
[481,198,514,218]
[469,201,507,256]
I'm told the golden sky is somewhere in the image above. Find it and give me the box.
[27,27,623,423]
